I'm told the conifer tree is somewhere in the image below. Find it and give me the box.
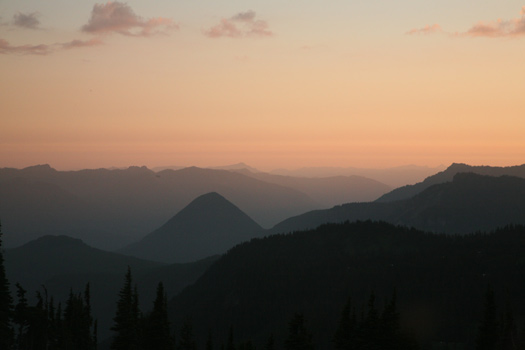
[333,297,356,350]
[0,220,14,349]
[111,267,140,350]
[476,286,499,350]
[145,282,173,350]
[284,313,314,350]
[178,317,197,350]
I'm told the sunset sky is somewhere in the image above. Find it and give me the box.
[1,0,524,171]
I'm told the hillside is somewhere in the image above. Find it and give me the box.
[4,235,217,341]
[168,221,525,349]
[121,192,265,263]
[271,173,525,235]
[377,163,525,202]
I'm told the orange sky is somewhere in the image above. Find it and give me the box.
[1,1,524,171]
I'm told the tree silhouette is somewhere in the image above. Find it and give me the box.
[145,282,173,350]
[0,220,14,349]
[475,286,499,350]
[111,267,140,350]
[285,313,314,350]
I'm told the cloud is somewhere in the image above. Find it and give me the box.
[406,24,442,35]
[0,38,51,55]
[61,38,104,49]
[0,37,104,55]
[407,7,525,38]
[205,10,273,38]
[13,12,40,29]
[82,2,177,36]
[464,7,525,37]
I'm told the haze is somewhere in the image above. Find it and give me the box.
[1,1,524,170]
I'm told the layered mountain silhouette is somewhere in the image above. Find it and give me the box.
[272,173,525,235]
[270,164,445,188]
[377,162,525,202]
[231,169,391,207]
[122,192,265,263]
[4,234,218,341]
[0,164,319,248]
[168,221,525,349]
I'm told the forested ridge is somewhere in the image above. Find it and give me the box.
[2,220,525,349]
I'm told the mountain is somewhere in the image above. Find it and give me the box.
[121,192,265,263]
[0,177,122,249]
[209,162,261,173]
[168,221,525,349]
[270,164,445,188]
[271,173,525,235]
[4,235,218,341]
[377,163,525,202]
[155,167,318,228]
[232,169,391,207]
[0,165,319,248]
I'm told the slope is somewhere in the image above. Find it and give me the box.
[271,173,525,235]
[377,163,525,202]
[122,192,265,263]
[168,221,525,349]
[4,235,217,341]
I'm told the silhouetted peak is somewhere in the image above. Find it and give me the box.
[185,192,230,208]
[22,164,56,173]
[446,163,472,173]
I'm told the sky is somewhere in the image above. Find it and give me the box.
[1,0,524,171]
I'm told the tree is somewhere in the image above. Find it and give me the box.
[0,220,14,349]
[111,267,141,350]
[178,317,197,350]
[285,313,314,350]
[333,297,356,350]
[476,286,499,350]
[145,282,173,350]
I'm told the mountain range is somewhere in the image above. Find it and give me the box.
[376,162,525,202]
[0,164,392,249]
[272,172,525,235]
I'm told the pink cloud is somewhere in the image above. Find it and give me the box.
[0,37,104,55]
[407,7,525,38]
[82,2,177,36]
[406,24,442,35]
[0,38,51,55]
[61,38,104,49]
[465,8,525,37]
[205,10,273,38]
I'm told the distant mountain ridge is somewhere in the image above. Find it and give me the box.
[121,192,265,263]
[0,164,319,248]
[377,163,525,202]
[271,172,525,235]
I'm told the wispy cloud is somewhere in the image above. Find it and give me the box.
[205,10,273,38]
[0,38,103,55]
[61,38,104,50]
[406,24,442,35]
[81,2,177,36]
[13,12,40,29]
[464,6,525,38]
[407,6,525,38]
[0,38,51,55]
